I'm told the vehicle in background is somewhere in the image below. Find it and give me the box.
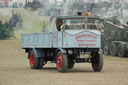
[102,17,128,57]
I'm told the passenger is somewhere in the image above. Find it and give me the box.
[87,10,91,16]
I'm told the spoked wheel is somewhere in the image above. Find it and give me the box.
[91,52,103,72]
[56,51,68,72]
[29,50,40,69]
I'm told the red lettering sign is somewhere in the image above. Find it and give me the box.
[75,34,97,40]
[78,44,96,47]
[77,40,96,42]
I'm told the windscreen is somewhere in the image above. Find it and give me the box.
[63,18,103,30]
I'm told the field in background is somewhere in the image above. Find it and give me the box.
[0,8,50,39]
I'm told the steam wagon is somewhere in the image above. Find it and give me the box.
[21,16,103,72]
[102,20,128,57]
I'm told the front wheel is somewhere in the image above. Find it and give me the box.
[56,51,68,72]
[91,52,103,72]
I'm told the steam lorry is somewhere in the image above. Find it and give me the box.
[102,20,128,57]
[21,16,103,72]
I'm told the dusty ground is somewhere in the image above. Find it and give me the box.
[0,40,128,85]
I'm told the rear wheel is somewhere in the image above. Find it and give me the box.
[110,43,117,56]
[56,51,68,72]
[29,50,40,69]
[29,50,47,69]
[91,52,103,72]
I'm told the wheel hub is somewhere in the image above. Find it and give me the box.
[57,55,63,70]
[30,52,34,66]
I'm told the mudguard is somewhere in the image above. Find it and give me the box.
[58,48,67,54]
[32,48,45,58]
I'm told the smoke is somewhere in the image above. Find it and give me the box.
[14,9,50,39]
[0,8,50,39]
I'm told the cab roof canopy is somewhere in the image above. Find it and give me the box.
[56,16,100,20]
